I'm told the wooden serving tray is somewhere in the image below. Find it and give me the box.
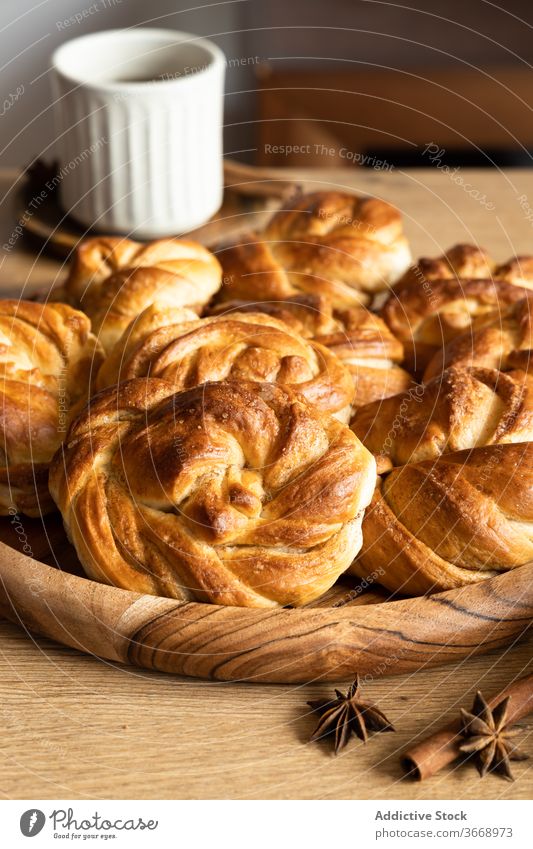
[4,175,533,683]
[0,514,531,683]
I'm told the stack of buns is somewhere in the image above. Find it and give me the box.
[4,190,533,607]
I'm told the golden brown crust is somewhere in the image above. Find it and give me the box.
[395,243,533,291]
[353,442,533,595]
[394,243,495,291]
[210,294,412,408]
[318,306,413,407]
[215,191,411,308]
[209,293,341,338]
[65,237,222,352]
[424,297,533,380]
[346,363,413,410]
[96,305,355,421]
[50,378,376,608]
[67,237,142,300]
[382,276,530,373]
[313,304,403,359]
[0,299,104,516]
[493,255,533,288]
[352,367,533,472]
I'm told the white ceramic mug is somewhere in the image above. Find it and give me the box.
[51,28,225,237]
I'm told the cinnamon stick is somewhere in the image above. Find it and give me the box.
[401,672,533,781]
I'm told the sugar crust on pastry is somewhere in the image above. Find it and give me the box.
[50,378,377,607]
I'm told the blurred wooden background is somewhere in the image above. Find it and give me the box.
[256,66,533,167]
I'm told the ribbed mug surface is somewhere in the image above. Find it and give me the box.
[51,28,225,237]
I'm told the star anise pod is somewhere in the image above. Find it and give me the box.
[307,675,395,754]
[459,691,529,781]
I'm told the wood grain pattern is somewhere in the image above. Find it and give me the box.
[0,540,531,683]
[1,168,533,800]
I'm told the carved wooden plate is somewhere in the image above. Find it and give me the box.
[0,514,531,683]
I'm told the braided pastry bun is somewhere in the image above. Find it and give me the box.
[395,243,533,291]
[96,304,355,421]
[352,442,533,595]
[65,237,222,352]
[424,297,533,380]
[315,304,413,408]
[49,378,376,608]
[210,294,412,408]
[394,243,494,289]
[216,191,411,309]
[382,276,530,373]
[0,299,103,516]
[352,367,533,473]
[492,255,533,287]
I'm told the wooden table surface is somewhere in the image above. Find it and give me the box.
[0,167,531,800]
